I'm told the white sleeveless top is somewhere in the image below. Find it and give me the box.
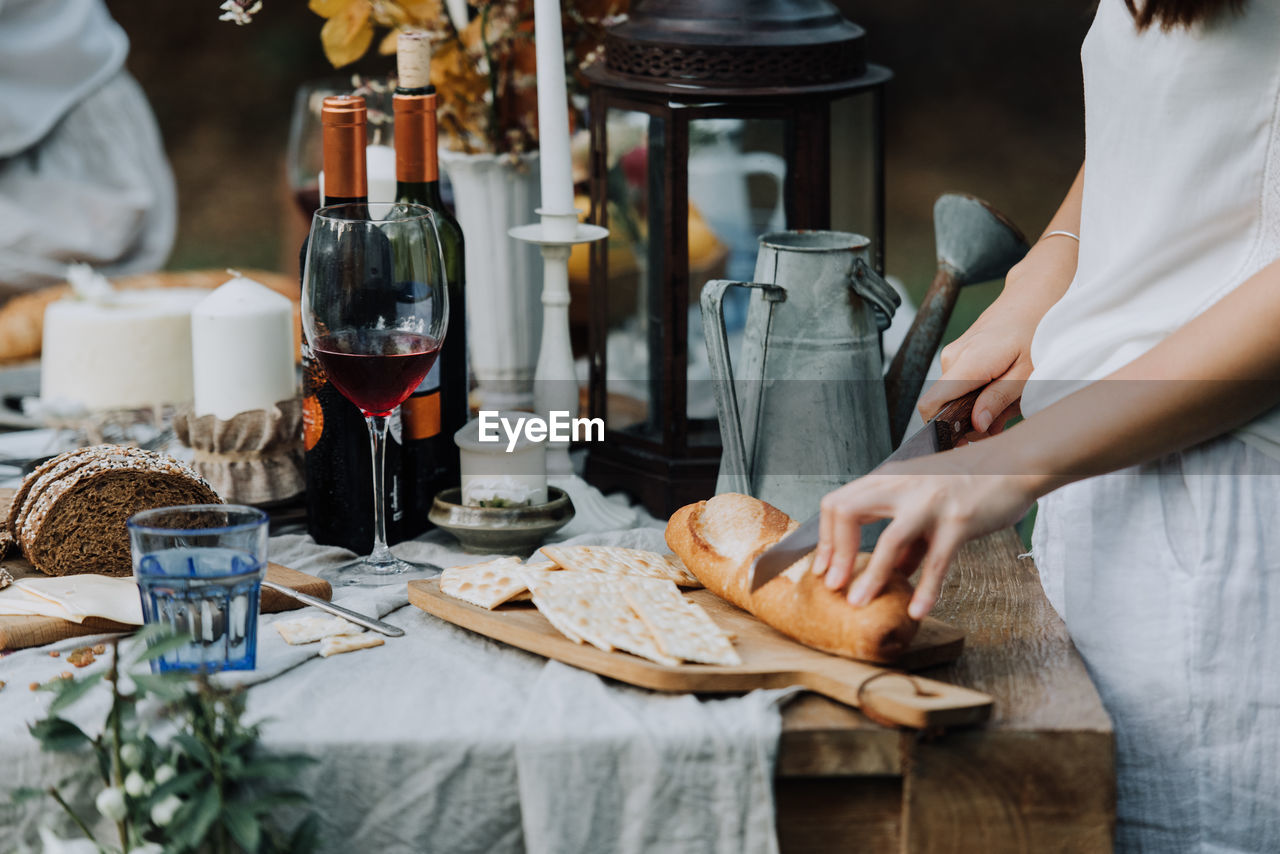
[1022,0,1280,456]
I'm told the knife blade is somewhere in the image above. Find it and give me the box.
[746,389,982,592]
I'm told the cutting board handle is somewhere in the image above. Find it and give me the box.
[801,662,992,729]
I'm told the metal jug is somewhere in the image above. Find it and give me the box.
[702,231,898,522]
[701,195,1029,522]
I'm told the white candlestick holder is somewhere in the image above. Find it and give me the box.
[509,209,607,476]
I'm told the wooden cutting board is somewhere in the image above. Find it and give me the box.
[0,560,331,651]
[408,578,993,729]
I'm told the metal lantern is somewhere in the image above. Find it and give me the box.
[582,0,891,516]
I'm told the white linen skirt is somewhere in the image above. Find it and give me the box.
[1033,434,1280,853]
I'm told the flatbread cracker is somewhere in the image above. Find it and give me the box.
[505,560,557,602]
[530,573,679,666]
[619,577,741,666]
[275,615,362,645]
[440,557,527,609]
[539,545,701,588]
[518,567,593,644]
[319,632,385,657]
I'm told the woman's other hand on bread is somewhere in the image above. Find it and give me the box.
[810,450,1037,620]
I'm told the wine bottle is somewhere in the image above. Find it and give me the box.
[393,31,468,539]
[302,94,405,552]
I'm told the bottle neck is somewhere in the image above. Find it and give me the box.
[393,87,442,206]
[321,117,368,202]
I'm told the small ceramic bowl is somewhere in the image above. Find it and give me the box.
[429,486,575,556]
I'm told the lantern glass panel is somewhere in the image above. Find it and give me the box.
[830,92,881,266]
[601,107,662,442]
[686,117,787,432]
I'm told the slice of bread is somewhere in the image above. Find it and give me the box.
[3,446,222,577]
[665,493,919,664]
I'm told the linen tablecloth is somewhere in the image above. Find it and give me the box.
[0,479,794,854]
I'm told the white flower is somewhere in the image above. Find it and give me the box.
[218,0,262,25]
[150,794,182,827]
[120,743,143,768]
[124,771,147,797]
[154,764,176,785]
[95,786,127,822]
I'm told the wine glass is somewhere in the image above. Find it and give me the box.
[302,203,448,581]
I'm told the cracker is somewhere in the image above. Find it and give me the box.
[519,568,600,644]
[0,565,12,590]
[275,615,362,645]
[539,545,701,588]
[619,577,741,666]
[505,560,557,602]
[440,557,527,609]
[530,573,679,666]
[319,632,385,657]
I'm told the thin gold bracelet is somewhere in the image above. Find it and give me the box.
[1041,230,1080,243]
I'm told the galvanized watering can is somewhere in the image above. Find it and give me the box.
[701,194,1028,522]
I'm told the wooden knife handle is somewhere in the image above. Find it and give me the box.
[934,388,983,450]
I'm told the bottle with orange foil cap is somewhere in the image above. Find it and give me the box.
[302,94,405,552]
[394,30,468,538]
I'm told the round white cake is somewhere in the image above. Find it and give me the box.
[40,289,209,411]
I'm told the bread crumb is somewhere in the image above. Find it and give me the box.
[0,680,6,691]
[67,647,96,668]
[92,644,106,655]
[49,650,60,658]
[59,671,72,680]
[29,682,39,691]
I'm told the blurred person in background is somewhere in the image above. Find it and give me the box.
[0,0,175,299]
[814,0,1280,850]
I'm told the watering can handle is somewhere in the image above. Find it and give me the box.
[701,279,786,496]
[850,257,900,332]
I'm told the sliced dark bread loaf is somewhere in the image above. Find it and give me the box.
[8,446,156,538]
[4,446,221,577]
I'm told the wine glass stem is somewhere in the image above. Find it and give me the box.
[364,412,397,569]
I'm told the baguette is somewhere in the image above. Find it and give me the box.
[665,493,918,664]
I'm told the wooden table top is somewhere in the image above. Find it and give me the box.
[774,529,1115,852]
[776,528,1113,777]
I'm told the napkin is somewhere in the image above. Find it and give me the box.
[0,574,142,624]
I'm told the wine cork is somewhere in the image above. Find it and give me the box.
[398,29,433,89]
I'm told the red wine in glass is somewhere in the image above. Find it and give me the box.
[313,330,442,416]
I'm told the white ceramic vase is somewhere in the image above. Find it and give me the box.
[439,149,544,411]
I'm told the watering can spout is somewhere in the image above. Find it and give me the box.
[883,194,1030,446]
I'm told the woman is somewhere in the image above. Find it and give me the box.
[813,0,1280,850]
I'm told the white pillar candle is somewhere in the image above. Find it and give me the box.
[365,143,398,205]
[192,276,297,420]
[533,0,575,216]
[455,413,549,507]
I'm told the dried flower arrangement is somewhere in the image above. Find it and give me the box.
[220,0,628,155]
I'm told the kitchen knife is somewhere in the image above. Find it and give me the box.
[747,389,982,592]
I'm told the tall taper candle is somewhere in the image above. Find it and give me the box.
[533,0,575,215]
